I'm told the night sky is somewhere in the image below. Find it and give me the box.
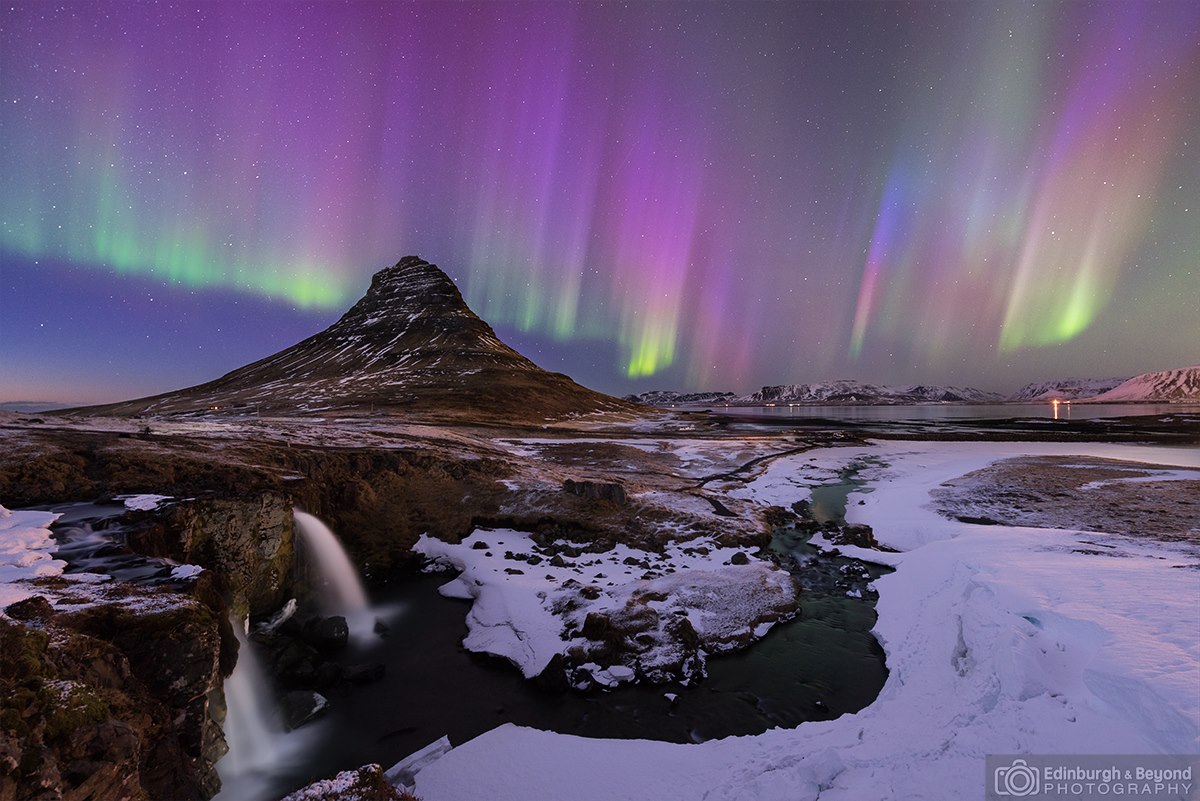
[2,1,1198,404]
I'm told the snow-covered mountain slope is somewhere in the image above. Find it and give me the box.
[1008,376,1129,402]
[1084,365,1200,403]
[69,257,631,421]
[739,380,1001,405]
[624,390,738,406]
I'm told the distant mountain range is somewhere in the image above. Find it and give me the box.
[630,366,1200,408]
[1008,377,1129,402]
[0,401,75,413]
[742,381,1002,405]
[65,256,632,422]
[627,382,1002,406]
[623,391,739,406]
[1082,366,1200,403]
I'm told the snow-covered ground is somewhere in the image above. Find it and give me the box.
[414,440,1200,801]
[0,503,64,612]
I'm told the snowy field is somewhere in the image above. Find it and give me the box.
[413,440,1200,801]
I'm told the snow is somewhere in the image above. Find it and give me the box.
[279,764,390,801]
[169,563,205,580]
[413,440,1200,801]
[0,503,64,613]
[414,528,795,684]
[117,493,172,511]
[385,736,453,789]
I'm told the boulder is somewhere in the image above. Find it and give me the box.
[304,616,349,653]
[282,691,329,729]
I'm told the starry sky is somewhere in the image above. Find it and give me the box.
[2,1,1198,404]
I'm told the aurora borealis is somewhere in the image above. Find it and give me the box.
[2,1,1198,403]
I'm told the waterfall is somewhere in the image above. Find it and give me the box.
[214,619,289,800]
[293,510,369,617]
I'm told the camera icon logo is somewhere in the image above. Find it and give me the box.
[994,758,1040,797]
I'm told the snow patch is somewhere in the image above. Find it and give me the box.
[0,503,64,613]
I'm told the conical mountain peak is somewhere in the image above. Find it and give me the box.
[69,256,630,422]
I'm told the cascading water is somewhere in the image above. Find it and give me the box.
[292,510,370,625]
[214,619,292,801]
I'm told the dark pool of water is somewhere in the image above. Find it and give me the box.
[286,530,892,793]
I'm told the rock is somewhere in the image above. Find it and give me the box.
[581,612,611,640]
[763,505,795,526]
[730,551,750,565]
[1,589,229,801]
[549,554,571,568]
[825,524,879,549]
[579,585,603,600]
[503,568,525,575]
[471,540,489,550]
[532,653,570,694]
[304,616,349,653]
[526,555,543,566]
[130,492,294,617]
[562,479,627,505]
[4,594,54,621]
[282,691,329,729]
[791,499,814,519]
[280,762,416,801]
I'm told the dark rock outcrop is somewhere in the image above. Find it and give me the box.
[0,587,228,801]
[128,493,294,617]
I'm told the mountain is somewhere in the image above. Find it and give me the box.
[67,256,632,422]
[739,381,1002,405]
[0,401,75,413]
[1007,377,1129,402]
[624,390,738,406]
[1082,366,1200,403]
